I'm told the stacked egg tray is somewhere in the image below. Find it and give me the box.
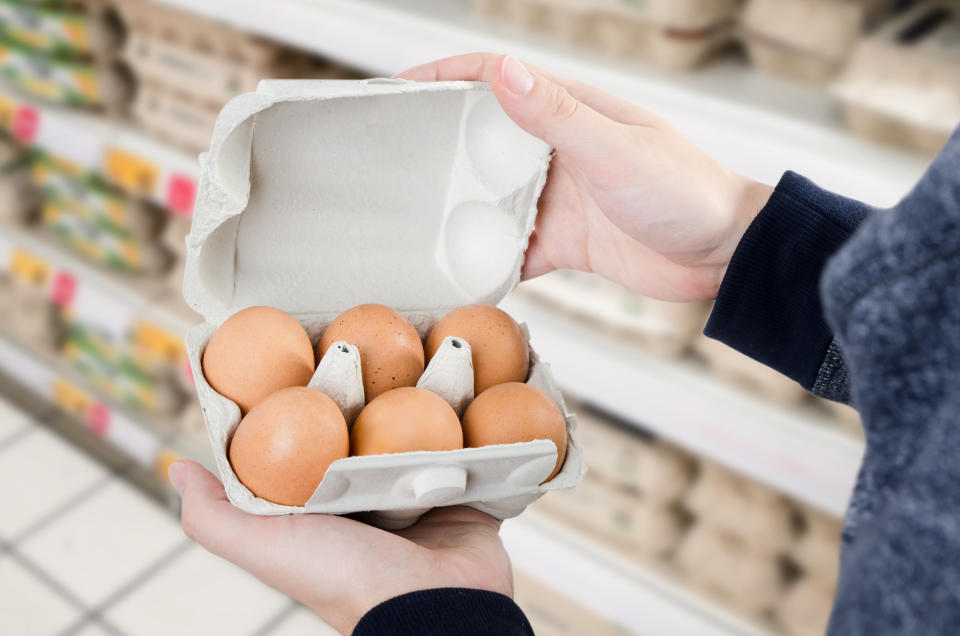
[109,0,362,155]
[533,404,844,636]
[0,0,129,113]
[471,0,743,70]
[515,271,863,437]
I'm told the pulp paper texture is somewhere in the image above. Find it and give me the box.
[183,79,585,526]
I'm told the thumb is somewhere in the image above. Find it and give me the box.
[491,55,625,165]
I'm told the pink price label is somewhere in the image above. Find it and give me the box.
[87,403,111,436]
[183,358,194,387]
[50,271,77,307]
[165,173,197,216]
[12,105,40,143]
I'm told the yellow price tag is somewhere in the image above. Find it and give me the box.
[105,148,159,195]
[9,248,50,287]
[0,95,17,130]
[155,449,181,481]
[52,379,90,417]
[132,321,185,366]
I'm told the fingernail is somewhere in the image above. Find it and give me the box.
[501,55,534,96]
[168,461,186,495]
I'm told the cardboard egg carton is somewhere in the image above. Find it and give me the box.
[112,0,340,108]
[533,472,687,558]
[183,79,585,528]
[775,577,836,636]
[131,81,221,155]
[694,332,809,404]
[675,523,787,617]
[684,460,798,554]
[740,0,896,84]
[471,0,742,70]
[833,1,960,156]
[520,271,710,357]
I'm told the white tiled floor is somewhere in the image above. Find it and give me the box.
[0,427,109,540]
[0,557,81,636]
[106,545,289,636]
[0,396,338,636]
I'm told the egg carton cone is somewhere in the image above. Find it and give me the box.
[740,0,894,84]
[183,79,585,528]
[832,1,960,156]
[0,167,40,227]
[792,507,842,584]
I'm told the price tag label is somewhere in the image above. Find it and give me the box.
[9,248,50,287]
[0,95,17,130]
[133,320,185,366]
[12,104,40,143]
[52,379,90,417]
[105,147,158,195]
[87,402,111,436]
[50,270,77,307]
[165,173,197,216]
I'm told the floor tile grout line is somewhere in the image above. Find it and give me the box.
[251,600,302,636]
[8,474,116,547]
[0,425,35,453]
[80,538,195,625]
[58,615,128,636]
[5,544,92,616]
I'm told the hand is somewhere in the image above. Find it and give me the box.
[169,461,513,634]
[399,54,773,302]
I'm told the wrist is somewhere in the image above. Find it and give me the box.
[711,173,774,296]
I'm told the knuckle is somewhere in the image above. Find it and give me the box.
[547,85,579,123]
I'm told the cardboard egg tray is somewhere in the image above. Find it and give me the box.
[740,0,896,84]
[472,0,742,70]
[183,79,585,528]
[832,1,960,156]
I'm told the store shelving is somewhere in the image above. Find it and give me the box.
[502,293,863,518]
[0,223,195,344]
[154,0,929,208]
[503,510,771,636]
[0,331,162,466]
[0,82,200,216]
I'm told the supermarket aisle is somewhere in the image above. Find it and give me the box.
[0,397,336,636]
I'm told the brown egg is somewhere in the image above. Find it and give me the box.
[228,387,349,506]
[351,387,463,455]
[461,382,567,482]
[202,306,314,414]
[319,304,424,402]
[426,304,528,395]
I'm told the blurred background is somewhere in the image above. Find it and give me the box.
[0,0,956,634]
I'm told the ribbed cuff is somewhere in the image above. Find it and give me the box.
[353,588,534,636]
[704,171,873,389]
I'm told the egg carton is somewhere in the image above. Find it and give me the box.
[694,333,809,405]
[832,2,960,156]
[131,81,221,156]
[113,0,335,108]
[473,0,741,70]
[740,0,896,84]
[183,79,585,529]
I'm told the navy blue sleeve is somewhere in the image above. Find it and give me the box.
[353,588,534,636]
[704,171,874,394]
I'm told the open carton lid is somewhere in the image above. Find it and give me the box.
[183,79,553,326]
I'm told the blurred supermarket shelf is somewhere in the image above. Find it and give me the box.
[501,292,864,517]
[154,0,929,207]
[503,509,771,636]
[0,81,199,216]
[0,330,161,466]
[0,222,195,340]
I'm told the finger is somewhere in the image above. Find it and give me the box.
[397,53,654,125]
[521,231,555,280]
[172,460,275,563]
